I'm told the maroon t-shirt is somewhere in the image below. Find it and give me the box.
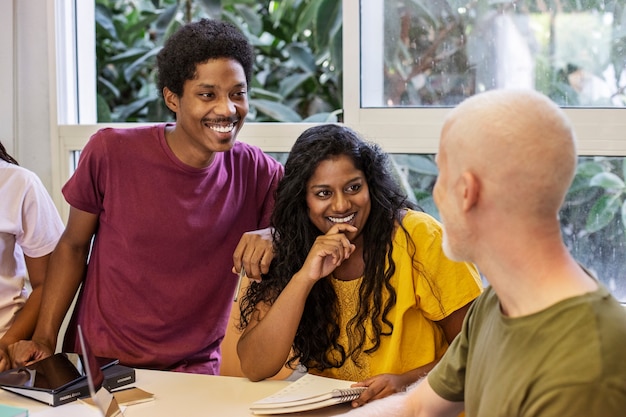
[62,124,283,373]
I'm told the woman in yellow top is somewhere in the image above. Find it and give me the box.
[237,124,482,406]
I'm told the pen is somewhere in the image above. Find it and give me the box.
[233,266,246,302]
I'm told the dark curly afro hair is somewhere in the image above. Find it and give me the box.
[156,18,254,98]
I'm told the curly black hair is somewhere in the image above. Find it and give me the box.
[0,141,18,165]
[156,18,254,99]
[239,124,429,373]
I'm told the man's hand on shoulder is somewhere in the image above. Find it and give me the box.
[232,227,275,281]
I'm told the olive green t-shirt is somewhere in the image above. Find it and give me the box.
[428,284,626,417]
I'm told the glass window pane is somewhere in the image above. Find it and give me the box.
[389,154,626,302]
[362,0,626,108]
[562,156,626,300]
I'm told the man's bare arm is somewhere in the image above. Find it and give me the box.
[340,377,464,417]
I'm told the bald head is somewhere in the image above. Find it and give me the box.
[440,89,577,219]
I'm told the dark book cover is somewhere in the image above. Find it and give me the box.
[0,355,134,407]
[102,364,135,391]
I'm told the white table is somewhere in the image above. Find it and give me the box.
[0,369,354,416]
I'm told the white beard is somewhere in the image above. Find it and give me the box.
[441,224,461,261]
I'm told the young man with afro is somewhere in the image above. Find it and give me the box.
[11,19,283,375]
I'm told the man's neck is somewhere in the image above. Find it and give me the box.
[481,249,598,318]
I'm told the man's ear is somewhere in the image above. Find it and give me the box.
[461,171,479,212]
[163,87,179,114]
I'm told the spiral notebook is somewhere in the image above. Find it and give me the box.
[250,373,365,415]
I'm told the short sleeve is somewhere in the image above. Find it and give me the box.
[17,172,64,258]
[401,211,483,321]
[62,131,108,214]
[427,301,473,402]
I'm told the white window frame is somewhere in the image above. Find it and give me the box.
[53,0,626,221]
[56,0,96,125]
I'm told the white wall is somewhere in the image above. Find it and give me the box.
[1,0,57,196]
[0,1,15,157]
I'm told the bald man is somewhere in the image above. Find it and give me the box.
[340,90,626,416]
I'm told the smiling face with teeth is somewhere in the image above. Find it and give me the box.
[163,58,249,168]
[305,154,371,243]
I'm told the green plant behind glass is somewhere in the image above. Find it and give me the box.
[95,0,342,123]
[561,157,626,293]
[381,0,626,107]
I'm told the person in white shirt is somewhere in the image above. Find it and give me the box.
[0,141,64,371]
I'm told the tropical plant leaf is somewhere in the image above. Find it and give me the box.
[197,0,223,18]
[296,1,319,34]
[391,157,419,204]
[126,13,162,37]
[315,0,340,49]
[234,4,263,35]
[330,26,342,74]
[96,94,112,122]
[286,44,317,74]
[577,160,605,178]
[155,3,179,35]
[566,178,601,204]
[97,76,121,99]
[302,112,337,122]
[249,87,283,101]
[123,48,163,83]
[250,99,303,122]
[392,154,438,176]
[269,0,294,28]
[95,5,118,39]
[586,194,622,233]
[279,73,314,98]
[410,155,439,176]
[109,48,153,63]
[589,172,626,190]
[117,96,159,121]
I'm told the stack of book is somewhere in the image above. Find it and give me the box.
[0,353,135,407]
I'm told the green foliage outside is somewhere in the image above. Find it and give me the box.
[95,0,342,123]
[563,157,626,291]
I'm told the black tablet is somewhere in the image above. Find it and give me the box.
[0,353,118,394]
